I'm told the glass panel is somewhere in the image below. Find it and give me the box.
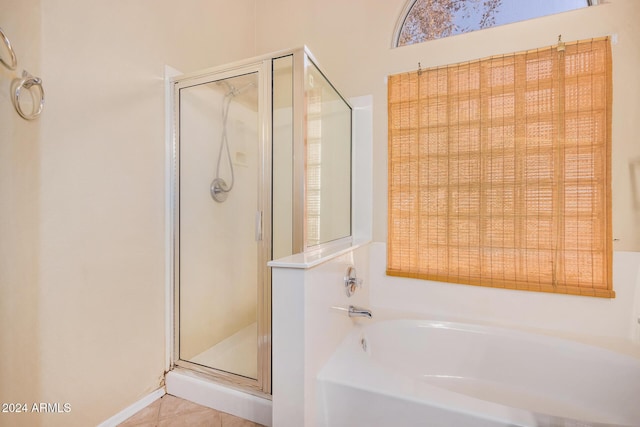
[304,55,352,246]
[272,56,294,259]
[178,72,259,379]
[399,0,590,46]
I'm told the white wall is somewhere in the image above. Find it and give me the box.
[256,0,640,252]
[1,1,257,426]
[371,243,640,344]
[272,243,371,427]
[256,0,640,343]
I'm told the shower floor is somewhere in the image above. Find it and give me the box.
[190,322,258,380]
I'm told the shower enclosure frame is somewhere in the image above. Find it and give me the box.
[169,58,273,396]
[167,46,353,397]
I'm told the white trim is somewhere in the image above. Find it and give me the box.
[164,65,182,372]
[391,0,417,48]
[172,46,303,84]
[268,237,369,269]
[166,370,273,426]
[97,388,165,427]
[350,95,373,244]
[391,0,597,49]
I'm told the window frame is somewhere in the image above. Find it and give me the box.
[392,0,598,48]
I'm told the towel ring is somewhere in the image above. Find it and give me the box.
[0,27,17,70]
[12,70,44,120]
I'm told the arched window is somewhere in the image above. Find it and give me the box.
[394,0,595,47]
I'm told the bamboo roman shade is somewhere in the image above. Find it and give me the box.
[387,38,613,297]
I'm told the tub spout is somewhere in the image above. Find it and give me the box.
[348,305,373,319]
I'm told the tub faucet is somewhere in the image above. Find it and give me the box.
[348,305,373,319]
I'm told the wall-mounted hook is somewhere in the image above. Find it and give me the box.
[557,34,566,52]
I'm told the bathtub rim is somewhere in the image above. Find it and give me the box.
[368,307,640,360]
[318,316,640,427]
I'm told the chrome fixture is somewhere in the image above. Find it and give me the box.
[0,26,17,70]
[12,70,44,121]
[210,81,256,203]
[348,305,372,319]
[344,266,363,297]
[1,27,45,120]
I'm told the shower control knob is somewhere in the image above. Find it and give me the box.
[344,266,363,297]
[210,178,229,202]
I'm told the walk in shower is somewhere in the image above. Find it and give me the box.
[169,48,352,396]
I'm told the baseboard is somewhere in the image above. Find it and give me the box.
[165,370,272,426]
[97,388,165,427]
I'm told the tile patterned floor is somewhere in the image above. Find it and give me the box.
[117,394,266,427]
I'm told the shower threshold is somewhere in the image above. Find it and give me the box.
[190,322,258,380]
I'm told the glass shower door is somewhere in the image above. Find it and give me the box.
[175,67,267,386]
[171,47,351,397]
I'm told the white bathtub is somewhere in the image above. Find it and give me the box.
[317,319,640,427]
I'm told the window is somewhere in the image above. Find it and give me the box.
[387,38,613,297]
[396,0,594,47]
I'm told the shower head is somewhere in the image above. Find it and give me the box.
[218,79,255,98]
[228,82,255,97]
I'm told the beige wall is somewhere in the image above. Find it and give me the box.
[256,0,640,252]
[2,1,638,425]
[1,1,256,426]
[0,1,43,426]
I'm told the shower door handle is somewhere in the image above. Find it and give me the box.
[255,211,262,241]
